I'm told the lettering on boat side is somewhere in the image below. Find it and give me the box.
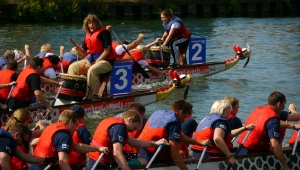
[176,64,225,76]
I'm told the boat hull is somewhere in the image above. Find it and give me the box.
[131,147,298,170]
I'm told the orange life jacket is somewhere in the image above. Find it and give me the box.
[41,58,55,77]
[56,60,71,73]
[122,129,142,154]
[288,121,300,145]
[237,105,279,152]
[85,28,115,62]
[138,110,179,160]
[33,122,72,159]
[67,122,87,166]
[123,49,145,61]
[87,117,127,164]
[191,113,231,155]
[11,66,40,102]
[0,69,16,101]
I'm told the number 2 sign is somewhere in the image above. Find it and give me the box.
[110,62,132,95]
[188,37,206,64]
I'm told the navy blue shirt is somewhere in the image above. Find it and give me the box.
[181,118,198,137]
[77,126,92,144]
[166,122,181,142]
[279,110,289,121]
[265,118,280,140]
[212,120,231,135]
[0,137,15,158]
[228,116,243,130]
[108,124,127,145]
[52,131,72,154]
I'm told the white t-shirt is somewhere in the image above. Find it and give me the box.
[115,44,128,55]
[171,22,181,29]
[137,60,149,67]
[44,68,57,79]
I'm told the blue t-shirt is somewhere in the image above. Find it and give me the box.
[228,116,243,130]
[0,137,15,158]
[77,126,92,144]
[166,122,181,142]
[181,118,198,137]
[52,131,72,154]
[108,124,127,145]
[211,120,231,136]
[279,110,289,121]
[265,118,280,140]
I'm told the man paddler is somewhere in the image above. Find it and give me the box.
[30,110,108,170]
[86,110,168,170]
[7,58,64,111]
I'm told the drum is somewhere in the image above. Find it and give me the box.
[144,46,170,68]
[56,73,87,102]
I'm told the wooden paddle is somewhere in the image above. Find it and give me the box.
[69,38,88,75]
[195,145,207,170]
[91,152,105,170]
[144,145,163,170]
[111,30,150,79]
[226,130,252,170]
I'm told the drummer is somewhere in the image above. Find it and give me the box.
[7,58,64,112]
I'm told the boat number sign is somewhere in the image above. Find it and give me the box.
[188,37,206,64]
[110,62,132,94]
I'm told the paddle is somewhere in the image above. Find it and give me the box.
[183,86,189,100]
[159,41,165,69]
[44,85,62,121]
[91,152,105,170]
[195,145,207,170]
[5,85,14,105]
[291,130,300,163]
[43,163,53,170]
[226,130,252,170]
[23,59,27,69]
[144,145,163,170]
[110,30,150,79]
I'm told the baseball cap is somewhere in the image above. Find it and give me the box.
[69,105,87,117]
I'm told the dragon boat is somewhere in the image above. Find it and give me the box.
[40,43,251,93]
[0,72,189,126]
[128,147,297,170]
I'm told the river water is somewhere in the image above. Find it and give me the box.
[1,17,300,145]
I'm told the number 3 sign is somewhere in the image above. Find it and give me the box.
[188,37,206,64]
[110,62,132,95]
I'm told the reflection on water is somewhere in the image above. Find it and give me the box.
[1,17,300,145]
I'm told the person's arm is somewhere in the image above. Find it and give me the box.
[180,133,210,146]
[270,139,289,170]
[0,81,15,89]
[145,65,167,74]
[162,28,176,47]
[113,142,130,170]
[160,32,168,42]
[287,104,299,121]
[34,89,53,112]
[0,152,11,170]
[15,147,43,164]
[95,47,110,63]
[128,136,168,148]
[213,128,236,165]
[169,139,188,170]
[73,142,108,154]
[40,76,64,86]
[58,151,71,170]
[230,124,255,138]
[144,38,161,49]
[59,46,65,60]
[127,33,144,50]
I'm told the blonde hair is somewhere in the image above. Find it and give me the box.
[3,50,15,60]
[136,45,147,56]
[122,110,142,123]
[210,100,232,117]
[82,14,102,32]
[6,109,31,130]
[58,110,79,125]
[40,44,52,52]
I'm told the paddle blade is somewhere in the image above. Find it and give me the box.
[133,60,150,79]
